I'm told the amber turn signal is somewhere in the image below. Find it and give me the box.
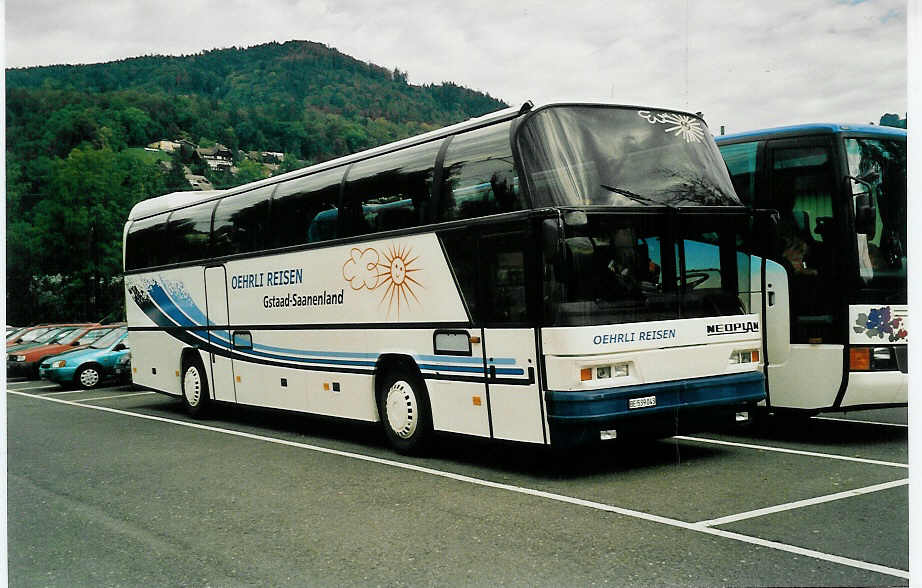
[849,347,870,371]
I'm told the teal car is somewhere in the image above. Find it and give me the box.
[39,328,130,389]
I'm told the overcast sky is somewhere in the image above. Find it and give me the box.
[4,0,908,133]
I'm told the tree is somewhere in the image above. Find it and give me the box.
[19,146,165,322]
[879,113,907,129]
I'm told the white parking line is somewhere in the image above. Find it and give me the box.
[675,436,908,469]
[44,389,96,396]
[696,478,909,527]
[7,383,60,392]
[77,391,157,402]
[813,416,908,428]
[7,389,909,581]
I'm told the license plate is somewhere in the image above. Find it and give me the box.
[628,395,656,409]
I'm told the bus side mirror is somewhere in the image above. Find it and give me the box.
[847,175,878,238]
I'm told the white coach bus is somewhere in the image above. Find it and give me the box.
[124,102,770,453]
[717,124,907,415]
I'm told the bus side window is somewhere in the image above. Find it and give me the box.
[125,213,170,269]
[212,185,274,256]
[440,229,479,322]
[342,140,439,237]
[480,231,530,324]
[718,141,759,206]
[168,201,216,263]
[272,167,344,248]
[438,121,523,222]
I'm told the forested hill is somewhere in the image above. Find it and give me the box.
[7,40,507,165]
[5,40,507,325]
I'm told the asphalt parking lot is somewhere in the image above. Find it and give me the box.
[7,377,909,587]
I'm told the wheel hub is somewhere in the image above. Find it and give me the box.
[184,366,202,406]
[385,380,418,439]
[79,368,100,388]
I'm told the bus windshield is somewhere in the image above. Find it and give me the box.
[518,105,740,208]
[845,137,906,293]
[543,211,752,326]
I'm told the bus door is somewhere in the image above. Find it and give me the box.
[478,228,547,444]
[204,266,237,402]
[758,137,846,410]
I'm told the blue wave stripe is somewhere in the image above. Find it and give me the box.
[152,281,524,374]
[159,278,211,327]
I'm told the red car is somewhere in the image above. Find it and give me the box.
[6,323,98,347]
[7,324,115,378]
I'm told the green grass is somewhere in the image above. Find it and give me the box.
[122,147,172,164]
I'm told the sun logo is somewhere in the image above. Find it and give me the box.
[376,244,422,319]
[342,243,423,319]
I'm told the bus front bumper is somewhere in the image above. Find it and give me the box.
[545,371,765,447]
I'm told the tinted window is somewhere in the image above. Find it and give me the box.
[518,106,738,207]
[440,225,533,324]
[543,212,748,326]
[343,141,440,236]
[168,201,216,262]
[125,213,170,269]
[439,122,523,222]
[480,229,531,324]
[272,168,344,247]
[719,141,759,205]
[440,229,479,321]
[768,141,839,343]
[212,185,275,256]
[845,137,906,292]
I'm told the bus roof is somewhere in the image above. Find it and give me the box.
[128,190,226,221]
[127,100,715,222]
[716,123,906,144]
[127,102,532,221]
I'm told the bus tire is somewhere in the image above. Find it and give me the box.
[181,357,210,418]
[75,364,103,390]
[377,369,432,455]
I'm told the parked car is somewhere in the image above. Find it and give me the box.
[7,325,56,346]
[40,327,130,389]
[7,323,97,347]
[8,324,118,379]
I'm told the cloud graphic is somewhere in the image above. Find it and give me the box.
[342,247,380,290]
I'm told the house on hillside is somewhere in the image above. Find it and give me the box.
[197,144,234,171]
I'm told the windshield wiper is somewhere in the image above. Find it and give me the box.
[600,184,660,206]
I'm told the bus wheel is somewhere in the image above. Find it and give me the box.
[378,370,432,454]
[181,358,210,418]
[75,365,102,389]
